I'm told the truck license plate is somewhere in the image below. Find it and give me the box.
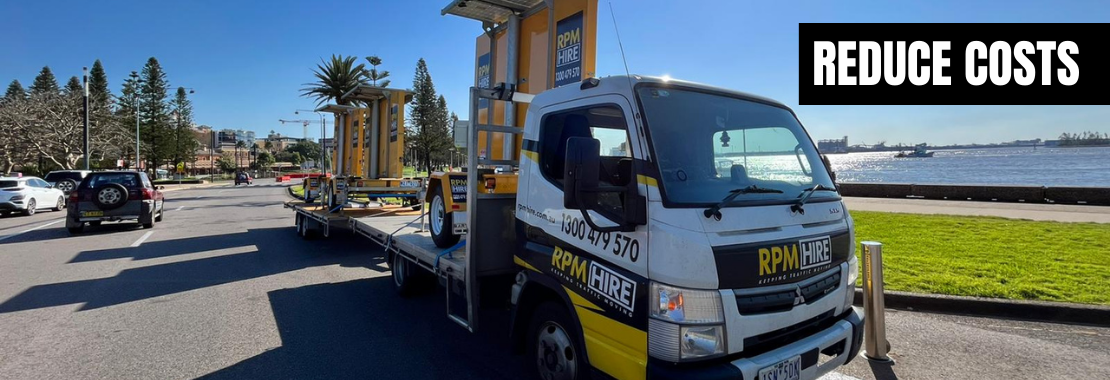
[758,355,801,380]
[82,211,104,217]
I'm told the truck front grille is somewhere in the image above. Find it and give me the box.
[734,268,841,315]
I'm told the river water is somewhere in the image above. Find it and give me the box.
[824,146,1110,187]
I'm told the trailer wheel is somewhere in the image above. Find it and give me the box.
[528,301,584,380]
[390,253,418,297]
[429,186,459,248]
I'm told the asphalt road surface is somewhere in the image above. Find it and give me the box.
[0,183,1107,380]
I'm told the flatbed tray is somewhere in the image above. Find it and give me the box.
[350,215,467,279]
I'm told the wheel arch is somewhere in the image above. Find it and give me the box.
[510,271,588,366]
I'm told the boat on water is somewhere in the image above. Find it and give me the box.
[895,143,935,158]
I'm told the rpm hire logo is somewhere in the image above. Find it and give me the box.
[587,262,636,314]
[551,246,636,315]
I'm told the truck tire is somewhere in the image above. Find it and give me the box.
[527,301,585,380]
[430,186,459,248]
[390,254,415,296]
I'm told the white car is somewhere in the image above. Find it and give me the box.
[0,176,67,216]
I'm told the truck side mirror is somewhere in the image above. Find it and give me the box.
[563,137,601,210]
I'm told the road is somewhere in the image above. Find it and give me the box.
[0,184,1107,380]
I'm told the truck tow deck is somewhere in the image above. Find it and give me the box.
[284,200,420,238]
[350,215,467,280]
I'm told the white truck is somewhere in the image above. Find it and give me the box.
[351,75,863,380]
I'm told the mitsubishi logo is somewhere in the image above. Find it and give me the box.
[793,287,805,306]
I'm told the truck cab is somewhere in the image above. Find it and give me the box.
[507,75,863,380]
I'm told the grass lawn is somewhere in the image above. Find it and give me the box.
[851,211,1110,305]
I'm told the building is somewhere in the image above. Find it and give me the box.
[319,137,335,152]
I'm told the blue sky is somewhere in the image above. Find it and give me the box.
[3,0,1107,146]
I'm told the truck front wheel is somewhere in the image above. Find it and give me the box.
[429,186,459,248]
[528,302,584,380]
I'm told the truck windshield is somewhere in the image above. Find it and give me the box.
[636,86,837,206]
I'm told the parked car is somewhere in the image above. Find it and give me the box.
[235,172,253,186]
[0,176,67,216]
[44,170,92,194]
[66,171,165,233]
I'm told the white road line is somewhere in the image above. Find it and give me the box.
[0,219,64,242]
[130,231,154,247]
[175,206,184,211]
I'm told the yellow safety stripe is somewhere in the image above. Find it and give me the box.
[514,255,541,273]
[522,149,539,162]
[575,306,648,380]
[636,174,658,187]
[563,286,602,311]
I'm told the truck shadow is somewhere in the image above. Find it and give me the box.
[196,278,531,380]
[0,227,388,314]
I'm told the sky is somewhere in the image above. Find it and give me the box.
[2,0,1108,146]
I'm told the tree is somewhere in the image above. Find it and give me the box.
[216,153,237,173]
[235,140,247,170]
[63,76,82,96]
[140,57,172,173]
[407,58,454,173]
[4,80,27,102]
[254,151,275,171]
[88,60,111,106]
[30,66,59,96]
[285,141,321,163]
[300,54,367,106]
[264,140,273,152]
[364,56,391,88]
[170,87,198,167]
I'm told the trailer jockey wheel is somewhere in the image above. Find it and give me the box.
[429,186,459,248]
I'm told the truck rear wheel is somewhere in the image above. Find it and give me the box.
[390,253,420,297]
[528,302,584,380]
[429,186,459,248]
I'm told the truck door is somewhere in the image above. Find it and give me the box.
[518,94,653,379]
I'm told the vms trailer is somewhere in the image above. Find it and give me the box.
[286,86,423,238]
[350,1,863,380]
[354,77,863,380]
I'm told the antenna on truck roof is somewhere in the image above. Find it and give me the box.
[608,1,634,85]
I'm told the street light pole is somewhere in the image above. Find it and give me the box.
[82,67,90,170]
[296,109,328,172]
[130,71,141,173]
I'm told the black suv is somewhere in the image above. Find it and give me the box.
[44,170,91,194]
[66,171,165,234]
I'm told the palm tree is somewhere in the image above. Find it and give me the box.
[235,140,247,171]
[364,56,390,88]
[300,55,368,106]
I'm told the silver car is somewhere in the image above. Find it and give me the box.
[0,176,67,216]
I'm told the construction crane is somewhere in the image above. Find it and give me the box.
[278,119,313,142]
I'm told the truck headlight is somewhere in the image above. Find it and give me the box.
[650,282,724,324]
[845,255,859,310]
[649,282,726,361]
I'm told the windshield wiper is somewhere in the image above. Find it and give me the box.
[790,184,837,214]
[703,185,784,220]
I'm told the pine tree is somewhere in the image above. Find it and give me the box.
[170,87,198,166]
[140,57,172,172]
[30,66,59,95]
[3,80,26,101]
[407,58,454,172]
[88,60,111,107]
[364,56,391,88]
[63,76,83,96]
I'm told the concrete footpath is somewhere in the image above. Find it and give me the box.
[834,308,1110,380]
[844,197,1110,223]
